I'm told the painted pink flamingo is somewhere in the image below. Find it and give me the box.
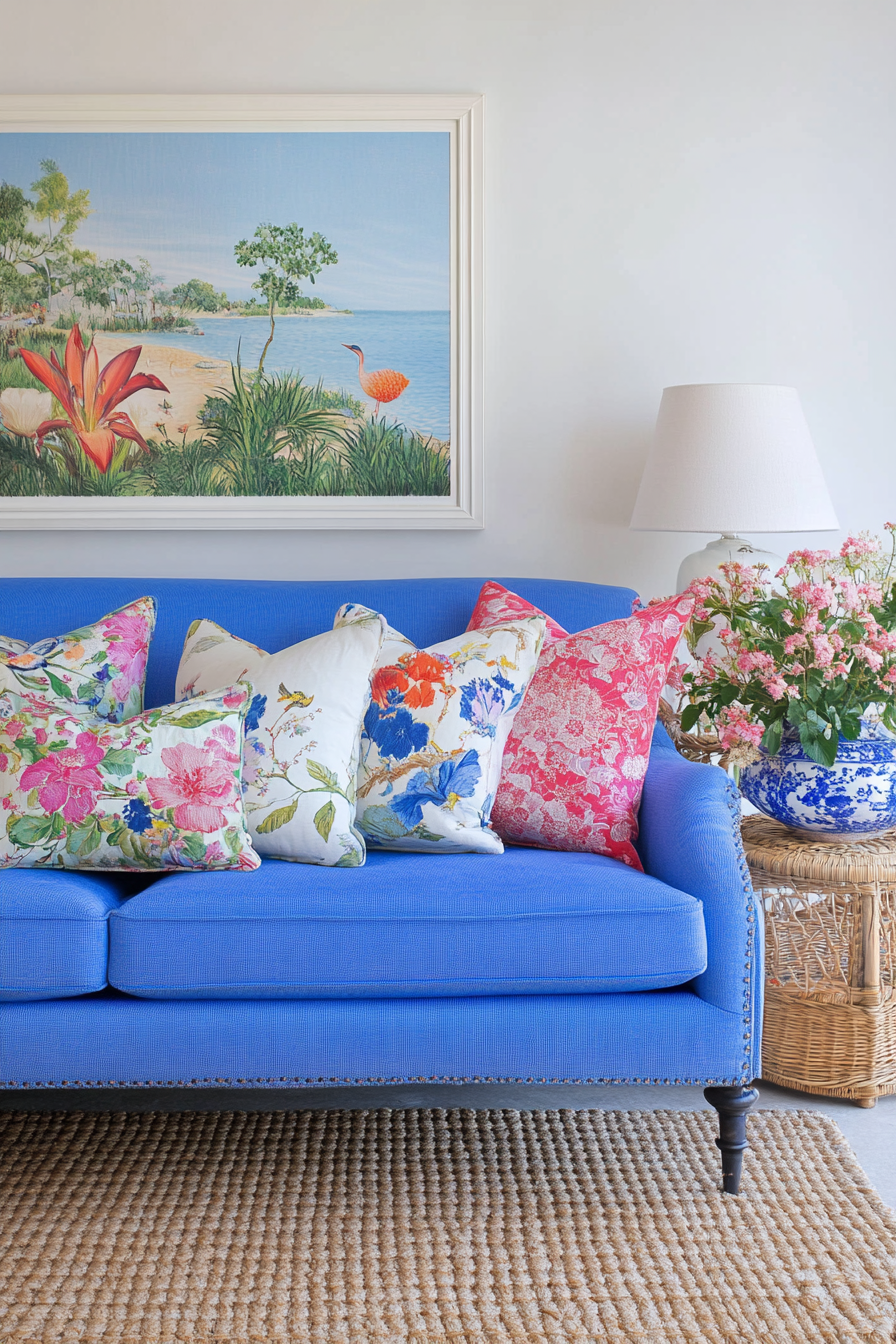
[342,344,409,417]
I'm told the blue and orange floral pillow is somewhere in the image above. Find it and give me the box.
[0,597,157,724]
[0,683,259,872]
[333,604,546,853]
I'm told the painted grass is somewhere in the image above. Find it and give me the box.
[0,330,68,393]
[0,365,450,498]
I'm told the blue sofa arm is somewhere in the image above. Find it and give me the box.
[637,724,762,1076]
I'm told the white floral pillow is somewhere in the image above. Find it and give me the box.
[0,684,259,872]
[333,603,546,853]
[176,614,385,867]
[0,597,157,723]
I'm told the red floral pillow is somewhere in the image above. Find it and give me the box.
[466,583,693,869]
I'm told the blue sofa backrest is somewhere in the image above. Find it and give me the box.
[0,577,637,709]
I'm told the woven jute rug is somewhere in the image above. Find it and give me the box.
[0,1107,894,1344]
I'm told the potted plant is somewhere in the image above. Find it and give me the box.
[673,529,896,838]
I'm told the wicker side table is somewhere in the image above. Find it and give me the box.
[742,814,896,1107]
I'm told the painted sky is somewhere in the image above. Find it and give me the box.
[0,132,450,310]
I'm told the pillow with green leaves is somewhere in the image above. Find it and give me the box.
[0,683,259,872]
[0,596,156,723]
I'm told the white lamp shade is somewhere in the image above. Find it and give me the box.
[630,384,839,533]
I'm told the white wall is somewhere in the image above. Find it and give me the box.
[3,0,894,600]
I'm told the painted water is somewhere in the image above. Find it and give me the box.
[134,310,450,440]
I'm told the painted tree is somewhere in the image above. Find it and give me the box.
[172,277,228,313]
[132,257,163,321]
[234,223,337,374]
[0,182,42,311]
[68,258,117,314]
[29,160,91,303]
[0,182,35,267]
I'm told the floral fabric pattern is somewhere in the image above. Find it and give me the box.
[176,615,386,867]
[467,583,693,869]
[466,581,570,646]
[0,597,156,724]
[0,684,259,872]
[334,603,546,854]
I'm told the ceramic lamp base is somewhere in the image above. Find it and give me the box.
[676,534,784,593]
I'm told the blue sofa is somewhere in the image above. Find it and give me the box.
[0,577,762,1192]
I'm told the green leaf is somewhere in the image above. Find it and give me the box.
[77,679,104,705]
[335,846,364,867]
[8,813,59,846]
[223,826,242,855]
[687,618,715,644]
[14,737,47,764]
[306,758,339,790]
[313,800,336,843]
[360,805,409,842]
[806,708,833,738]
[414,825,445,843]
[115,828,145,862]
[797,721,839,768]
[760,719,783,755]
[716,683,741,707]
[13,673,49,690]
[181,830,207,860]
[184,634,226,659]
[680,703,702,733]
[65,818,102,857]
[256,798,299,834]
[98,747,138,777]
[164,708,222,729]
[45,671,74,701]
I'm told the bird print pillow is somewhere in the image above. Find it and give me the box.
[0,597,157,725]
[333,603,546,854]
[0,683,259,872]
[466,583,694,868]
[176,613,386,866]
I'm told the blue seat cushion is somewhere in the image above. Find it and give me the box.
[0,870,128,1001]
[107,849,707,1000]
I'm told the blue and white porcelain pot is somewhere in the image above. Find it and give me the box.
[739,720,896,839]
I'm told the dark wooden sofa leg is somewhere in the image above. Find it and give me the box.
[703,1085,759,1195]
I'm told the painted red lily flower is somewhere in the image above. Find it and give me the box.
[17,324,169,473]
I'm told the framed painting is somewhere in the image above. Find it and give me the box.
[0,94,483,529]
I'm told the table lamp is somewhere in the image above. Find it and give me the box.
[629,383,839,592]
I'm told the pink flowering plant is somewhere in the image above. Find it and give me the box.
[677,528,896,768]
[0,684,259,871]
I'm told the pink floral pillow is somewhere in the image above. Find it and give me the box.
[467,583,693,869]
[0,684,259,872]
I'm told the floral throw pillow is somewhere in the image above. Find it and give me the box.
[0,684,259,872]
[0,597,156,724]
[176,614,386,867]
[467,582,694,869]
[334,603,546,853]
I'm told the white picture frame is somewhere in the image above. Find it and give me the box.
[0,93,483,529]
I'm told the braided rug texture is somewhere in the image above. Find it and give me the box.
[0,1107,894,1344]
